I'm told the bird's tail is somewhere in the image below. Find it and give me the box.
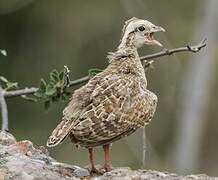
[46,119,72,147]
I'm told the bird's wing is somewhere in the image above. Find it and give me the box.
[47,71,157,147]
[72,73,157,146]
[46,77,98,147]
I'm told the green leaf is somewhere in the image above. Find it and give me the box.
[0,49,7,56]
[45,84,57,96]
[34,90,47,99]
[55,81,62,88]
[88,68,102,76]
[0,76,18,90]
[57,71,66,88]
[50,69,59,82]
[0,76,9,83]
[59,71,64,81]
[39,79,46,92]
[5,82,18,90]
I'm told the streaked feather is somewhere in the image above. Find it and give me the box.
[47,53,157,148]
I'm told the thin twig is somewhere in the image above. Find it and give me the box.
[69,75,90,86]
[0,86,8,131]
[4,87,38,98]
[3,39,207,98]
[142,127,146,168]
[140,38,207,62]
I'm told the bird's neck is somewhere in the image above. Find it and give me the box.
[108,51,147,87]
[108,33,147,81]
[108,33,140,65]
[109,44,146,78]
[117,32,136,53]
[106,33,147,86]
[107,33,138,62]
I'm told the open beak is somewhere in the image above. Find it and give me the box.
[147,26,165,47]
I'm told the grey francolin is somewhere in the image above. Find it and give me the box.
[47,17,165,173]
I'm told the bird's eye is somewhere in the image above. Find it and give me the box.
[138,26,145,31]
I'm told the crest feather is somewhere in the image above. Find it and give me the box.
[120,17,139,42]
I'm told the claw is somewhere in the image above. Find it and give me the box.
[90,167,104,175]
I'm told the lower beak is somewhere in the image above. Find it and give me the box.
[149,26,165,47]
[151,39,163,47]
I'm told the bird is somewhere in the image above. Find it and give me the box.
[47,17,165,173]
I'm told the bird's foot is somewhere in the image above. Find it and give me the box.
[89,166,104,175]
[89,165,113,175]
[103,164,113,172]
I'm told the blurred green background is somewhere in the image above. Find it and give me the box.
[0,0,218,176]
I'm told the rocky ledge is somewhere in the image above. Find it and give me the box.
[0,131,217,180]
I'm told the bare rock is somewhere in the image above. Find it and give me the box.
[0,131,217,180]
[0,130,16,146]
[96,168,218,180]
[0,130,89,180]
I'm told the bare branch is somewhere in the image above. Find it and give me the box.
[140,38,207,62]
[3,39,207,98]
[69,75,90,86]
[4,87,38,98]
[0,87,8,131]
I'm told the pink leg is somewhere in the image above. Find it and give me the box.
[88,148,102,174]
[103,144,112,171]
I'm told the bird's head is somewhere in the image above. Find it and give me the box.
[118,17,165,50]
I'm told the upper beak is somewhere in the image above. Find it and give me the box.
[153,26,166,32]
[149,25,165,47]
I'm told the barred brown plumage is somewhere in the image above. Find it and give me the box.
[47,17,165,174]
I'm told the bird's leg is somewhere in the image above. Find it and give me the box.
[88,147,102,174]
[103,144,112,171]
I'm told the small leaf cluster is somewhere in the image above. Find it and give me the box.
[34,66,71,109]
[0,76,18,90]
